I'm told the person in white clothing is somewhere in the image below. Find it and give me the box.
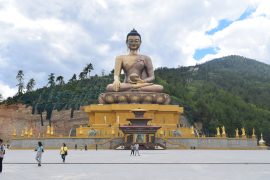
[134,143,140,156]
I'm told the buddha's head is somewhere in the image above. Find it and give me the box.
[126,29,141,51]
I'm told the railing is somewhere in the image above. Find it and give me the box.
[87,137,125,149]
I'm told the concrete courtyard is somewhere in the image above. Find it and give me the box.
[1,149,270,180]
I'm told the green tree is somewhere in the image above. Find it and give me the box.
[83,63,94,78]
[56,76,65,85]
[48,73,56,87]
[16,70,24,95]
[101,69,105,76]
[79,72,87,80]
[68,74,77,83]
[26,78,36,92]
[0,93,3,102]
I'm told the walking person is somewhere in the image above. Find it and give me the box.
[35,141,44,167]
[135,143,140,156]
[0,139,5,173]
[130,144,134,156]
[60,143,68,163]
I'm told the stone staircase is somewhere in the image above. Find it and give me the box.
[115,142,166,150]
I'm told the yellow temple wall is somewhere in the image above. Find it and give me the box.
[76,104,196,138]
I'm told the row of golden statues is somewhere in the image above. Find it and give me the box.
[12,125,55,137]
[216,126,256,138]
[12,125,258,139]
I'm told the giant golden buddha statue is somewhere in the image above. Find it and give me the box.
[99,29,170,104]
[106,29,163,93]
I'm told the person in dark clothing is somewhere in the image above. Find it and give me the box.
[0,139,5,173]
[130,144,135,156]
[35,141,44,167]
[84,144,88,151]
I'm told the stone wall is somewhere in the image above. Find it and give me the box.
[10,137,124,149]
[0,104,88,142]
[156,137,259,149]
[10,137,259,149]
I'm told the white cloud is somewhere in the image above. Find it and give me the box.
[199,8,270,64]
[0,0,270,98]
[109,33,121,42]
[0,81,17,99]
[97,44,110,56]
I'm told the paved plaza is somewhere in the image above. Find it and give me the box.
[0,149,270,180]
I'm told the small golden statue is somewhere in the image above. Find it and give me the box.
[12,128,17,136]
[46,125,50,135]
[235,128,239,138]
[259,133,266,146]
[216,127,220,137]
[222,126,226,137]
[50,126,54,135]
[241,127,246,138]
[190,126,195,135]
[252,128,256,139]
[79,125,83,135]
[24,127,28,136]
[202,134,206,138]
[29,128,33,137]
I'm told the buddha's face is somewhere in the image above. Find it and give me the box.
[127,35,141,51]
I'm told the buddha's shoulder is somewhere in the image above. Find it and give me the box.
[115,55,125,60]
[140,55,151,61]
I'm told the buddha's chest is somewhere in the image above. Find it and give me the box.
[122,56,145,71]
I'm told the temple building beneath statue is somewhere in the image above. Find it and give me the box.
[75,104,191,141]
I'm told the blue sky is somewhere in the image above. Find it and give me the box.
[0,0,270,99]
[194,7,257,60]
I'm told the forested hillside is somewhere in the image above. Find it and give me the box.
[155,55,270,143]
[2,55,270,144]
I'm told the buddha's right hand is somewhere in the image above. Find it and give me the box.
[112,79,121,91]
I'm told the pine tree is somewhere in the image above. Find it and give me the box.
[16,70,24,95]
[83,63,94,78]
[79,72,87,80]
[68,74,77,83]
[26,78,36,92]
[56,76,65,85]
[48,73,56,87]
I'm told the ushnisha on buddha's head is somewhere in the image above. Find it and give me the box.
[126,29,141,51]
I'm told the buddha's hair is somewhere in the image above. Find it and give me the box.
[126,29,141,42]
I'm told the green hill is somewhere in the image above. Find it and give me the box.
[155,55,270,142]
[2,55,270,144]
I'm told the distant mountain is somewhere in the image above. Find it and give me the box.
[155,55,270,142]
[2,55,270,144]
